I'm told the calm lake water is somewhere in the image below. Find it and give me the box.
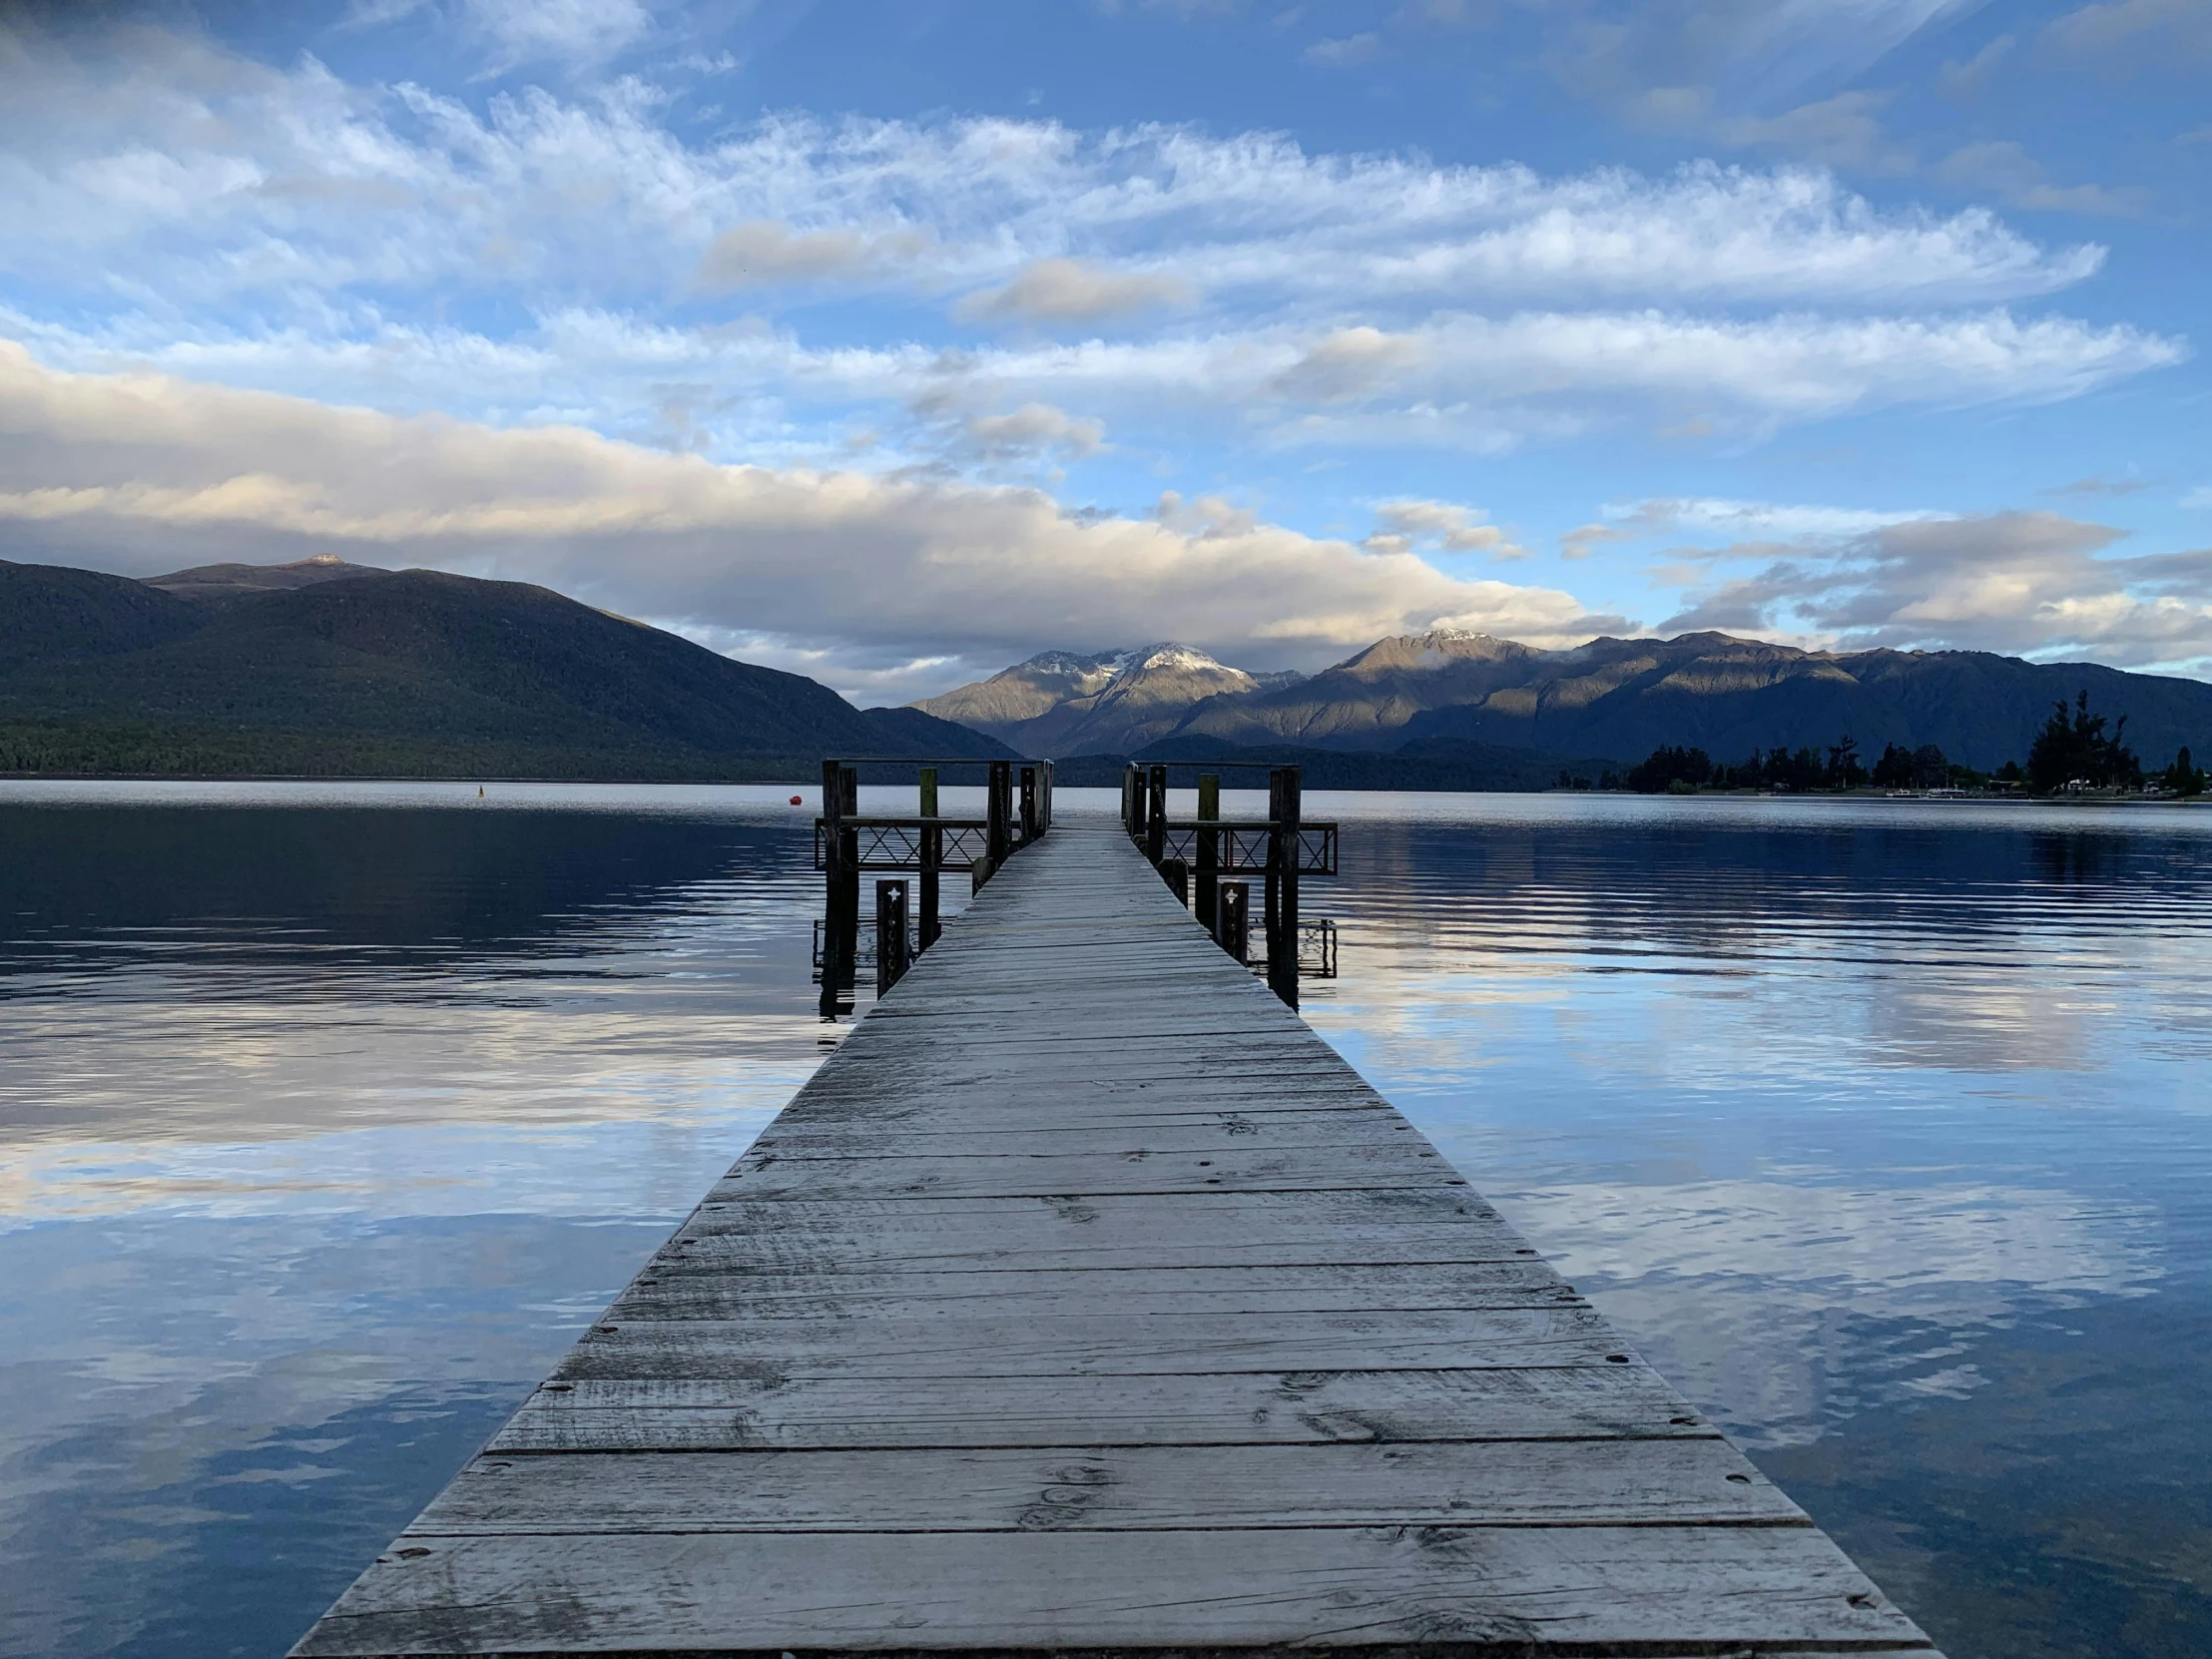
[2,782,2208,1659]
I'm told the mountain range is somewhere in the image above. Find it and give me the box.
[1,556,1007,778]
[916,630,2212,772]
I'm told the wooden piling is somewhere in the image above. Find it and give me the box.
[1267,766,1302,1009]
[875,879,909,995]
[1146,765,1168,866]
[1159,855,1189,908]
[916,768,941,953]
[1195,773,1220,942]
[986,761,1011,870]
[818,760,859,1019]
[1020,766,1038,843]
[1217,877,1249,963]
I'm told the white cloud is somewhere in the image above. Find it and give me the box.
[1611,496,1954,537]
[1368,497,1523,558]
[694,221,929,291]
[0,344,1624,691]
[459,0,655,71]
[962,401,1106,458]
[1652,509,2212,668]
[11,301,2178,464]
[1561,522,1629,559]
[953,258,1195,325]
[1305,32,1383,65]
[0,28,2114,318]
[2183,486,2212,508]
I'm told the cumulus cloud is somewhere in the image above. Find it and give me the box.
[0,344,1623,694]
[962,401,1106,459]
[953,258,1195,325]
[694,222,929,291]
[1562,523,1629,559]
[1653,509,2212,668]
[1367,498,1523,558]
[1270,326,1426,403]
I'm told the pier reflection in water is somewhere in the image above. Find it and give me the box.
[0,784,2207,1658]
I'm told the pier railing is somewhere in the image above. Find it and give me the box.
[1120,761,1338,1006]
[816,755,1055,1017]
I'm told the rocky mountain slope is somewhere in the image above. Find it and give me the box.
[0,557,1007,778]
[923,628,2212,771]
[916,644,1299,757]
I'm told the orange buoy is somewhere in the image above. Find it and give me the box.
[790,795,803,806]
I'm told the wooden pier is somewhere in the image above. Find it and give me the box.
[293,819,1940,1657]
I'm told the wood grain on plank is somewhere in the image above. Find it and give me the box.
[293,1525,1931,1655]
[488,1367,1720,1452]
[411,1439,1803,1533]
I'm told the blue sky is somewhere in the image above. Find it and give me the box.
[0,0,2206,701]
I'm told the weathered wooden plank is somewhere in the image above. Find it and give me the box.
[553,1306,1636,1381]
[706,1143,1469,1199]
[678,1187,1515,1232]
[748,1107,1408,1151]
[413,1439,1803,1533]
[489,1368,1720,1452]
[293,1526,1931,1656]
[605,1260,1577,1321]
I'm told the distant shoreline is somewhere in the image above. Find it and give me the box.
[3,772,2202,806]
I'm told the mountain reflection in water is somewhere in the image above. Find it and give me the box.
[2,783,2208,1659]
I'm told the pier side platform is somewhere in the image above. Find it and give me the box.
[293,822,1940,1658]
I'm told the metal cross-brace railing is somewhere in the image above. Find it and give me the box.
[816,755,1056,1018]
[814,819,991,871]
[1154,821,1337,875]
[1121,760,1339,1009]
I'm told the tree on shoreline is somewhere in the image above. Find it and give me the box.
[2026,692,2140,793]
[2160,746,2207,797]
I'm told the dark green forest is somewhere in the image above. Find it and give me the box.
[1619,691,2208,798]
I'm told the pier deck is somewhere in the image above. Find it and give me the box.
[294,823,1939,1657]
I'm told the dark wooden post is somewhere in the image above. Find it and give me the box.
[1125,763,1143,839]
[917,766,940,952]
[819,759,858,1018]
[1146,765,1167,866]
[876,879,909,995]
[1195,772,1220,941]
[1160,856,1189,907]
[1267,765,1302,1009]
[1042,761,1054,831]
[987,760,1010,866]
[1019,766,1038,843]
[1218,880,1250,964]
